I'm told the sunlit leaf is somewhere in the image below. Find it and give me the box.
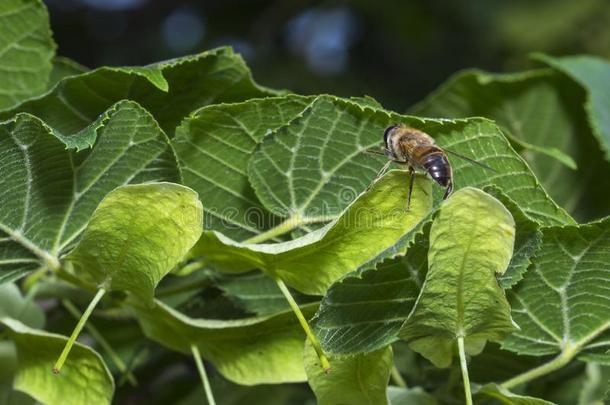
[192,171,433,295]
[304,341,392,405]
[66,183,203,303]
[387,386,437,405]
[400,187,517,367]
[131,298,317,385]
[0,318,114,405]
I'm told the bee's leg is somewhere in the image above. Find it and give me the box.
[407,166,415,211]
[443,179,454,199]
[366,160,393,191]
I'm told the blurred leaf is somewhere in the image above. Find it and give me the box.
[312,229,428,354]
[0,47,276,135]
[502,217,610,364]
[0,284,43,328]
[477,384,555,404]
[192,171,432,295]
[387,386,437,405]
[215,272,310,316]
[0,318,114,405]
[66,183,203,303]
[536,54,610,162]
[47,57,88,88]
[304,341,392,405]
[400,188,517,367]
[0,102,179,284]
[131,298,317,385]
[173,95,312,241]
[0,0,55,110]
[412,68,609,221]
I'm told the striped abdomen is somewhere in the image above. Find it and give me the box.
[419,148,453,198]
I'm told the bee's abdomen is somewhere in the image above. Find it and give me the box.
[422,152,451,187]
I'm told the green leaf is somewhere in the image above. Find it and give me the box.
[312,228,428,354]
[192,171,433,295]
[65,183,203,303]
[477,384,556,405]
[251,95,572,232]
[172,95,312,241]
[0,101,180,284]
[501,216,610,364]
[387,387,437,405]
[0,318,114,405]
[0,47,276,136]
[0,0,55,110]
[399,187,517,368]
[483,187,543,289]
[536,54,610,162]
[0,284,43,328]
[215,271,315,316]
[304,342,392,405]
[47,57,88,89]
[411,68,609,221]
[131,298,317,385]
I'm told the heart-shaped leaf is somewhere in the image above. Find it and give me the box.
[501,216,610,384]
[399,187,517,368]
[66,183,203,303]
[0,318,114,405]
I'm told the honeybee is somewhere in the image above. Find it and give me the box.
[369,124,494,209]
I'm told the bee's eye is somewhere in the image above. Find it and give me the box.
[383,124,399,148]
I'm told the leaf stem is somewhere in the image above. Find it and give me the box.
[52,288,106,374]
[457,337,473,405]
[501,345,576,389]
[242,214,336,244]
[191,344,216,405]
[390,365,407,388]
[274,277,331,372]
[62,299,137,386]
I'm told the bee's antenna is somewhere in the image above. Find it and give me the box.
[445,149,496,172]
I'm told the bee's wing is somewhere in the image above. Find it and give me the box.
[445,149,497,172]
[363,148,386,156]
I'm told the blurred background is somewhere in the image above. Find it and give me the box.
[43,0,610,111]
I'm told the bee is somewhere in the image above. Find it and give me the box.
[368,124,494,209]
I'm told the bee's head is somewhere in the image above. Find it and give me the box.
[383,124,400,152]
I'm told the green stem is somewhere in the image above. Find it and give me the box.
[62,299,137,386]
[191,344,216,405]
[242,214,336,244]
[457,337,473,405]
[274,277,331,372]
[53,288,106,374]
[390,365,407,388]
[501,345,576,389]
